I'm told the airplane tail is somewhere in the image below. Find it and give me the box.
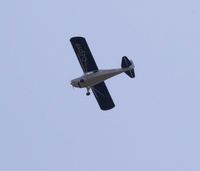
[121,56,135,78]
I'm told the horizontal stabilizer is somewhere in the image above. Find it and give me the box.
[121,56,132,68]
[125,69,135,78]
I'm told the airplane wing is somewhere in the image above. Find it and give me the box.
[70,37,98,73]
[92,82,115,110]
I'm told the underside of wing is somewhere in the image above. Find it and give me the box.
[70,37,98,73]
[92,82,115,111]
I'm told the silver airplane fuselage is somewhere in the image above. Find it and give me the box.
[71,67,131,88]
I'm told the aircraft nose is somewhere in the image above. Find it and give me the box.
[71,81,75,86]
[71,80,77,87]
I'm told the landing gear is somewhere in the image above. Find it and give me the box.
[86,92,90,96]
[86,87,90,96]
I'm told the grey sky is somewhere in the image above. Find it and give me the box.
[1,0,200,170]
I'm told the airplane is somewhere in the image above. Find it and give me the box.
[70,36,135,110]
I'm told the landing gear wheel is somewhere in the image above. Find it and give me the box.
[86,92,90,96]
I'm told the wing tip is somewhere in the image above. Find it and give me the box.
[70,36,85,42]
[100,104,115,111]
